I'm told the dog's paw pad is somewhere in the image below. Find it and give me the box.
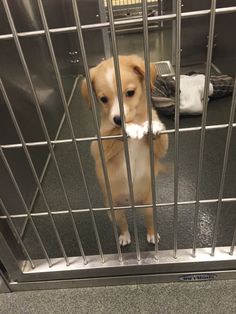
[143,121,165,136]
[119,231,131,246]
[125,124,144,139]
[147,233,160,244]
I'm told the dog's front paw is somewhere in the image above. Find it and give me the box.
[125,123,145,139]
[119,231,131,246]
[147,232,160,244]
[143,121,165,136]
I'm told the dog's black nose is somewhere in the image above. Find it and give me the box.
[113,115,122,126]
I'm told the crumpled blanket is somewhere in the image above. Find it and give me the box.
[152,73,234,116]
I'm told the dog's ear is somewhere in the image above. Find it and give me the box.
[81,67,97,108]
[131,55,156,91]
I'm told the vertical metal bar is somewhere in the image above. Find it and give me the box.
[0,78,66,265]
[171,0,176,66]
[98,0,111,59]
[173,0,181,259]
[0,199,35,269]
[36,0,104,262]
[211,78,236,256]
[230,224,236,256]
[72,0,123,262]
[192,0,216,257]
[159,0,164,28]
[142,0,159,259]
[107,0,141,261]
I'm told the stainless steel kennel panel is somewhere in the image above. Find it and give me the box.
[0,0,236,292]
[0,0,108,236]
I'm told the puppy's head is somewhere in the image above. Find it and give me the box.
[81,55,156,127]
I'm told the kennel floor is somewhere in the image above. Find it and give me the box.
[20,31,236,260]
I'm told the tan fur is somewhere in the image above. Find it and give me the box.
[82,55,168,246]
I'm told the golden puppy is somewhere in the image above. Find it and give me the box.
[81,55,168,246]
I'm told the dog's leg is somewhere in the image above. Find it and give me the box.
[107,210,131,247]
[153,133,169,159]
[143,192,160,244]
[144,207,160,244]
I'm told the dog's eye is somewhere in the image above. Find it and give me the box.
[100,96,108,104]
[126,90,135,97]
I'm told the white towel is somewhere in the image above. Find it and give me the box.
[178,74,214,114]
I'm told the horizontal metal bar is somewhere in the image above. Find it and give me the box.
[112,4,158,14]
[111,24,161,35]
[22,246,236,273]
[0,7,236,40]
[2,123,236,150]
[11,247,236,283]
[1,197,236,220]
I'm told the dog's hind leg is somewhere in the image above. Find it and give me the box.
[143,192,160,244]
[107,209,131,247]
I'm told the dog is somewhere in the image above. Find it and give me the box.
[81,55,168,246]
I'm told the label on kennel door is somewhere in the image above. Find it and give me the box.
[178,273,217,282]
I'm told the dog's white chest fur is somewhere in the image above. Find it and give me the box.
[127,138,149,185]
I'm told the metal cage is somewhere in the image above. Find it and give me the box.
[0,0,236,292]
